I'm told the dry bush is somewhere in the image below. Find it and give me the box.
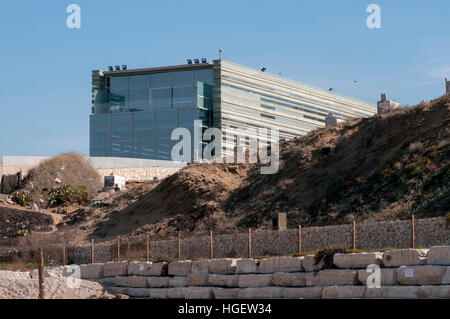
[22,152,102,207]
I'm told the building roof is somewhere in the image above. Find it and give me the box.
[101,62,213,77]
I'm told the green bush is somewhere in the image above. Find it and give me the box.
[11,190,33,207]
[49,185,88,206]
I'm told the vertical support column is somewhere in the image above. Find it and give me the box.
[178,232,181,260]
[146,234,150,262]
[209,231,214,260]
[117,236,120,262]
[352,221,356,251]
[38,248,45,299]
[411,215,415,249]
[91,238,95,264]
[248,228,252,258]
[298,225,302,255]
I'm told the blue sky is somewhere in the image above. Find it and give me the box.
[0,0,449,158]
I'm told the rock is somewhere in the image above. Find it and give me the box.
[303,255,326,272]
[104,175,126,190]
[238,287,282,299]
[150,262,166,276]
[382,249,428,267]
[127,261,152,276]
[238,274,273,287]
[358,268,397,286]
[417,285,450,298]
[148,277,170,288]
[129,276,149,288]
[127,288,150,298]
[80,263,104,279]
[236,259,259,274]
[191,260,210,274]
[442,267,450,284]
[426,246,450,265]
[365,286,419,299]
[272,272,308,287]
[149,288,169,299]
[333,252,382,268]
[213,288,240,299]
[185,287,214,299]
[322,286,366,299]
[103,262,128,277]
[186,274,209,286]
[281,287,323,299]
[0,271,31,280]
[31,266,67,279]
[169,276,187,287]
[306,269,358,286]
[396,266,446,285]
[168,261,191,276]
[258,257,304,273]
[107,286,129,295]
[168,287,187,299]
[208,274,239,288]
[109,276,129,287]
[210,258,240,274]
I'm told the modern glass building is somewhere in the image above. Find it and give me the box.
[90,59,376,161]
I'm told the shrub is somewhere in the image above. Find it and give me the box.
[49,185,89,206]
[11,190,33,207]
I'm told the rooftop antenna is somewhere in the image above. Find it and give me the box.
[219,48,223,60]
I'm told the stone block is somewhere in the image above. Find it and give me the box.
[191,260,211,274]
[107,286,129,295]
[322,286,366,299]
[186,274,209,286]
[333,252,382,269]
[442,267,450,284]
[365,286,419,299]
[127,261,152,276]
[236,259,259,274]
[426,246,450,265]
[281,287,323,299]
[0,270,31,280]
[104,175,126,190]
[238,287,282,299]
[303,255,326,272]
[238,274,273,287]
[129,276,150,288]
[185,287,214,299]
[127,288,150,298]
[168,287,187,299]
[168,261,192,276]
[306,269,358,286]
[213,288,240,299]
[210,258,240,274]
[272,272,308,287]
[79,263,104,279]
[358,268,397,286]
[110,276,129,287]
[418,285,450,299]
[148,276,170,288]
[169,276,187,287]
[396,265,446,285]
[150,262,166,276]
[103,262,128,277]
[208,274,240,288]
[382,249,428,267]
[149,288,169,299]
[258,257,304,273]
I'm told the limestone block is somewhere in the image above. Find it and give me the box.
[238,287,282,299]
[79,263,104,279]
[103,262,128,277]
[236,259,259,274]
[213,288,240,299]
[148,276,170,288]
[358,268,397,286]
[333,252,382,268]
[149,288,169,299]
[282,287,323,299]
[382,249,428,267]
[127,261,152,276]
[185,287,214,299]
[129,276,150,288]
[169,276,187,287]
[191,260,211,274]
[306,269,358,286]
[442,267,450,284]
[303,255,326,272]
[110,276,129,287]
[365,286,419,299]
[208,274,240,288]
[426,246,450,265]
[238,274,273,287]
[396,266,446,285]
[209,258,240,274]
[322,286,366,299]
[258,256,304,273]
[418,285,450,299]
[150,262,166,276]
[107,286,129,295]
[168,261,192,276]
[186,274,209,286]
[272,272,308,287]
[168,287,187,299]
[127,288,150,298]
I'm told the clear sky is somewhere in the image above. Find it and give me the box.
[0,0,449,158]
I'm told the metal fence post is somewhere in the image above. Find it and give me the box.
[62,244,66,266]
[298,225,302,255]
[38,248,45,299]
[117,236,120,261]
[210,231,214,260]
[411,215,415,249]
[178,232,181,260]
[248,228,252,258]
[146,234,150,262]
[352,221,356,251]
[91,238,95,264]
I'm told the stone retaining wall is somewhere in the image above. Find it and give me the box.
[72,246,450,299]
